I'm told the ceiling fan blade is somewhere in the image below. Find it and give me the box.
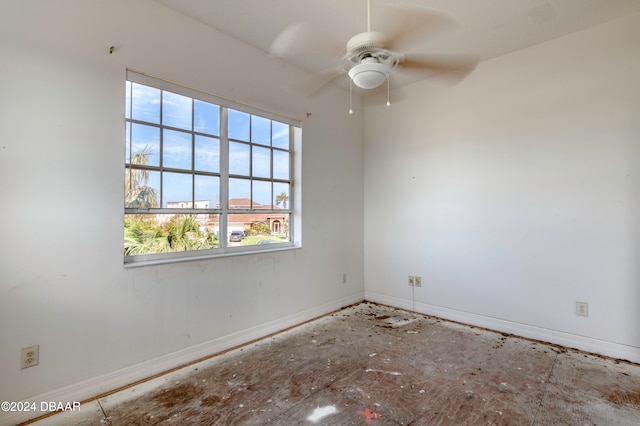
[284,67,346,98]
[378,4,453,51]
[269,22,344,60]
[400,54,479,83]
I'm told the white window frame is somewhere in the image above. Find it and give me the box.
[124,70,302,266]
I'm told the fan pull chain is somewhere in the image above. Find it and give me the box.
[349,78,354,114]
[386,77,391,107]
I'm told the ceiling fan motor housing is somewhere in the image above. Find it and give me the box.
[346,32,394,89]
[346,31,387,55]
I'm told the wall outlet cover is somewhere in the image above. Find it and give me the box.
[576,302,589,317]
[21,345,39,369]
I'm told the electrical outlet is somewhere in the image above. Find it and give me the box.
[576,302,589,317]
[21,345,39,369]
[415,276,422,287]
[408,276,415,286]
[342,273,347,284]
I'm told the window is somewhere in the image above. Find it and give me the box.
[124,71,300,264]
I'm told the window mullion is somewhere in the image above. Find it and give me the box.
[220,107,230,248]
[159,90,164,209]
[191,98,195,208]
[249,116,254,209]
[288,125,294,240]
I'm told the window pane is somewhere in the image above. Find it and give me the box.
[125,213,219,256]
[227,214,248,245]
[273,150,289,180]
[228,213,289,246]
[125,122,131,163]
[194,175,219,209]
[252,146,271,178]
[126,73,297,259]
[251,116,271,146]
[252,180,271,207]
[273,183,290,210]
[125,169,160,208]
[125,81,131,119]
[131,83,160,124]
[163,129,192,170]
[229,178,250,208]
[229,141,250,176]
[163,91,192,130]
[130,123,160,167]
[162,172,192,208]
[272,121,289,149]
[228,109,250,141]
[194,100,219,136]
[194,135,219,173]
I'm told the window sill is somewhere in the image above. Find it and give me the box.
[123,244,301,268]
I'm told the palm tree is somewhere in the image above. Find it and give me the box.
[163,215,212,251]
[274,192,289,238]
[124,215,163,255]
[275,192,288,209]
[124,215,218,255]
[125,145,158,208]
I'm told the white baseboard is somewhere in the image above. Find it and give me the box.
[2,292,365,426]
[365,291,640,365]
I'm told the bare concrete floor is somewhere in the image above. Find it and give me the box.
[27,302,640,425]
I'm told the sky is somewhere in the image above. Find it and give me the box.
[125,81,291,209]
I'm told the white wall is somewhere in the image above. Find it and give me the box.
[364,13,640,363]
[0,0,364,420]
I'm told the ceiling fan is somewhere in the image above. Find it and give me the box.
[269,0,478,103]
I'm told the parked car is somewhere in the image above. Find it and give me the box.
[229,231,244,242]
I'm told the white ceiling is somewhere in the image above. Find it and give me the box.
[157,0,640,90]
